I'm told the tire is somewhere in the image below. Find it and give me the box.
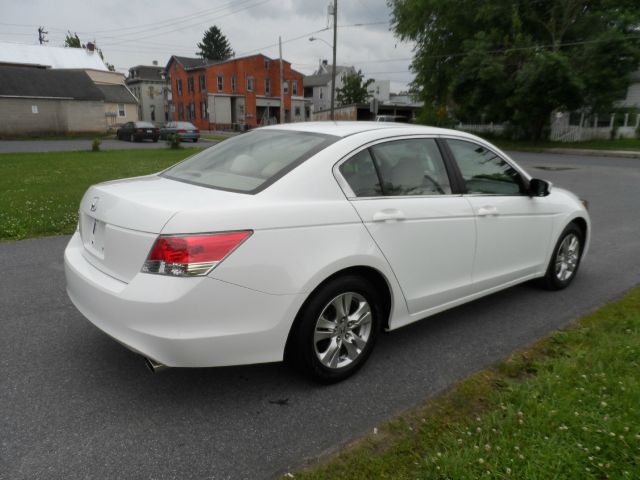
[193,138,198,143]
[287,275,382,383]
[538,223,584,290]
[153,137,158,143]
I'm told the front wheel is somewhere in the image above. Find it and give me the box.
[287,275,382,383]
[539,223,584,290]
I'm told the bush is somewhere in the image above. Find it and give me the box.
[166,133,181,149]
[91,138,101,152]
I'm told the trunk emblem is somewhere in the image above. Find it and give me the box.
[90,197,100,212]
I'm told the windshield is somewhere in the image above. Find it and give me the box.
[162,130,336,193]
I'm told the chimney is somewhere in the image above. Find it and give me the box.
[152,60,158,66]
[86,42,95,52]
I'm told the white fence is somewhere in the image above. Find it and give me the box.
[456,112,640,142]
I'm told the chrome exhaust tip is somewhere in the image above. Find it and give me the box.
[144,357,168,373]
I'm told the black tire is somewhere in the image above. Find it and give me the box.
[538,223,584,290]
[287,275,382,383]
[193,138,198,143]
[153,137,158,143]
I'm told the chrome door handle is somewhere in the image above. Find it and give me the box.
[477,205,498,216]
[372,209,406,222]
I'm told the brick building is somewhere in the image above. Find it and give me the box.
[165,54,306,130]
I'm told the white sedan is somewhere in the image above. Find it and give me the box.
[64,122,590,383]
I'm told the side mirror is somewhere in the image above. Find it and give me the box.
[528,178,551,197]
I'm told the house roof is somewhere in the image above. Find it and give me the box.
[166,53,304,77]
[303,73,332,88]
[127,65,165,82]
[96,84,137,104]
[0,66,104,100]
[0,41,108,70]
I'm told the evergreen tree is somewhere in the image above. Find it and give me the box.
[197,26,234,61]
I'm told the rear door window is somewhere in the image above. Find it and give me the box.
[339,149,383,197]
[371,138,452,195]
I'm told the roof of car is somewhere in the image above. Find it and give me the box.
[261,121,477,140]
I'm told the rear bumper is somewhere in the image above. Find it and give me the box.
[64,232,304,367]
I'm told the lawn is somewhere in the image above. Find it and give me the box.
[0,149,198,241]
[291,287,640,479]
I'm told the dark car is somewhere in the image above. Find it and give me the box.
[159,122,200,142]
[117,122,160,142]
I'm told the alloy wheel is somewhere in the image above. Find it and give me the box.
[555,233,580,281]
[313,292,373,369]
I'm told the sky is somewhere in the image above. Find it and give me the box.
[0,0,416,92]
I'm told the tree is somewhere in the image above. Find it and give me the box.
[64,31,83,48]
[197,26,234,61]
[336,70,375,105]
[390,0,640,139]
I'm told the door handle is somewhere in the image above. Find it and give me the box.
[372,209,406,222]
[477,205,498,216]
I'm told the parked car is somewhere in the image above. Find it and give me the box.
[116,122,159,142]
[375,114,409,123]
[160,121,200,142]
[65,122,590,383]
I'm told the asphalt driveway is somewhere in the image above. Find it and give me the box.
[0,138,216,153]
[0,151,638,479]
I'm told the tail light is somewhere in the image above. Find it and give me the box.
[142,231,252,277]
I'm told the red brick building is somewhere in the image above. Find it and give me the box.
[165,54,307,130]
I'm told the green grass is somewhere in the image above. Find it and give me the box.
[0,149,198,241]
[201,134,229,141]
[290,287,640,479]
[491,137,640,153]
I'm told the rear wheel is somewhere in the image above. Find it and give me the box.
[539,223,584,290]
[193,138,198,143]
[287,275,381,383]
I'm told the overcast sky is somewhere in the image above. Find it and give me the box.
[0,0,416,92]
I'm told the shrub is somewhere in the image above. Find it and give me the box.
[166,133,181,149]
[91,138,101,152]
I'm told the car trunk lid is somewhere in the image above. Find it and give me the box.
[78,175,248,283]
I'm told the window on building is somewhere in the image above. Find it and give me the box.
[177,79,183,96]
[148,86,154,99]
[118,103,126,117]
[292,80,298,96]
[319,88,323,99]
[231,75,237,93]
[201,101,207,119]
[150,105,156,121]
[178,103,184,120]
[295,106,301,116]
[283,80,289,95]
[188,76,194,93]
[264,59,270,70]
[199,74,206,92]
[265,78,271,96]
[246,76,254,92]
[217,74,224,92]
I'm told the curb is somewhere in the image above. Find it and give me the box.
[539,148,640,159]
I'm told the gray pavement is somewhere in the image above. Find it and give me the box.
[0,138,216,153]
[1,151,639,479]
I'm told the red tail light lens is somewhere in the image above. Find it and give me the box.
[142,231,252,276]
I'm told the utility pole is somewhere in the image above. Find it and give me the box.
[330,0,337,121]
[279,36,285,124]
[38,26,48,45]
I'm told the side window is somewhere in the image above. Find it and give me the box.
[339,149,382,197]
[370,138,452,195]
[447,139,524,195]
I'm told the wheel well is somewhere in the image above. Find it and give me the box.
[283,266,393,360]
[570,217,588,242]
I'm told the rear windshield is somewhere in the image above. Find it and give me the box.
[136,122,155,128]
[162,130,336,193]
